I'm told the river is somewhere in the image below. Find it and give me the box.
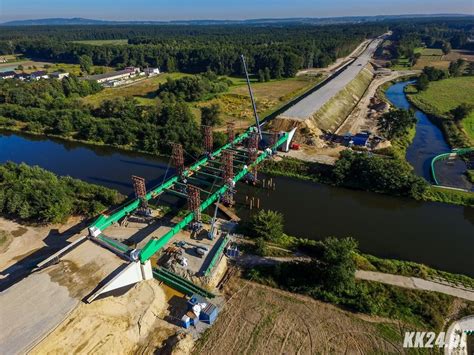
[385,81,472,190]
[1,129,473,275]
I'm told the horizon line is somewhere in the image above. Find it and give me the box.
[1,13,473,25]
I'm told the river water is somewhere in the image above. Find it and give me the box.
[386,81,472,190]
[1,130,473,275]
[1,80,474,275]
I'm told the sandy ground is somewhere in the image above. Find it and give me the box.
[279,145,342,165]
[0,240,126,354]
[0,217,86,279]
[31,279,177,354]
[356,270,474,302]
[336,70,419,135]
[194,276,403,354]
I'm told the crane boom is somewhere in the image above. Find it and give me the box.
[240,54,263,140]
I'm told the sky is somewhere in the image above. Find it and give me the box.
[0,0,473,22]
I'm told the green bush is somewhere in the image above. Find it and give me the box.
[0,162,124,223]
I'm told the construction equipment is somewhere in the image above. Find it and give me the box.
[240,54,263,140]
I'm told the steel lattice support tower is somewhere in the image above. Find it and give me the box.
[227,122,235,144]
[171,143,184,176]
[187,185,201,222]
[132,175,148,208]
[222,150,235,205]
[202,125,213,154]
[247,131,259,181]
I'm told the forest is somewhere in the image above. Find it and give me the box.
[388,18,474,64]
[0,77,206,155]
[0,162,124,223]
[0,23,387,78]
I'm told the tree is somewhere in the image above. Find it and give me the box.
[258,69,265,83]
[78,55,93,74]
[378,108,417,140]
[250,209,284,242]
[450,103,473,122]
[449,59,465,77]
[416,73,429,91]
[200,103,222,127]
[442,41,452,55]
[314,237,358,293]
[264,67,271,82]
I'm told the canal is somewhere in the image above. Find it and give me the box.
[1,130,473,276]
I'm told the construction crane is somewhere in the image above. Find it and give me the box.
[240,54,263,140]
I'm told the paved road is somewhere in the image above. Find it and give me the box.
[356,270,474,301]
[279,37,383,121]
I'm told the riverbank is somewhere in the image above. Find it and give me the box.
[405,76,474,147]
[262,155,474,207]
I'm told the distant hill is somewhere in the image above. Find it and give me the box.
[1,14,472,26]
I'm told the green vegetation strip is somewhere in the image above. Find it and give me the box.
[204,235,229,277]
[153,267,215,298]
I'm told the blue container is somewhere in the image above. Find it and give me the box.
[188,294,207,310]
[181,315,191,329]
[200,303,218,324]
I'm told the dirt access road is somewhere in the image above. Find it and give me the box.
[356,270,474,302]
[336,70,419,135]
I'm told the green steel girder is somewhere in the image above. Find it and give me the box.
[139,132,288,263]
[165,188,188,199]
[200,165,223,173]
[88,126,288,264]
[223,149,248,159]
[90,128,252,232]
[186,176,215,187]
[194,170,223,180]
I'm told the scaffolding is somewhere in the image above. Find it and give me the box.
[202,125,213,154]
[132,175,149,211]
[171,143,184,176]
[222,150,235,205]
[187,185,202,231]
[227,122,235,144]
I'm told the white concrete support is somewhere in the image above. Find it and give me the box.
[140,260,153,280]
[87,261,144,302]
[283,128,297,152]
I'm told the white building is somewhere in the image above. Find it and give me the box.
[86,67,140,84]
[30,71,49,80]
[0,71,16,79]
[50,72,70,80]
[144,67,160,76]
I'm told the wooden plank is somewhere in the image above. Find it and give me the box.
[216,203,241,222]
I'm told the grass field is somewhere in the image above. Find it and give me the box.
[393,47,470,70]
[198,75,324,127]
[462,112,474,141]
[82,73,188,106]
[82,73,323,129]
[407,76,474,145]
[408,76,474,115]
[194,277,408,354]
[2,60,113,76]
[71,39,129,46]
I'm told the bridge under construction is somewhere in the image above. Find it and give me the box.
[83,122,295,297]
